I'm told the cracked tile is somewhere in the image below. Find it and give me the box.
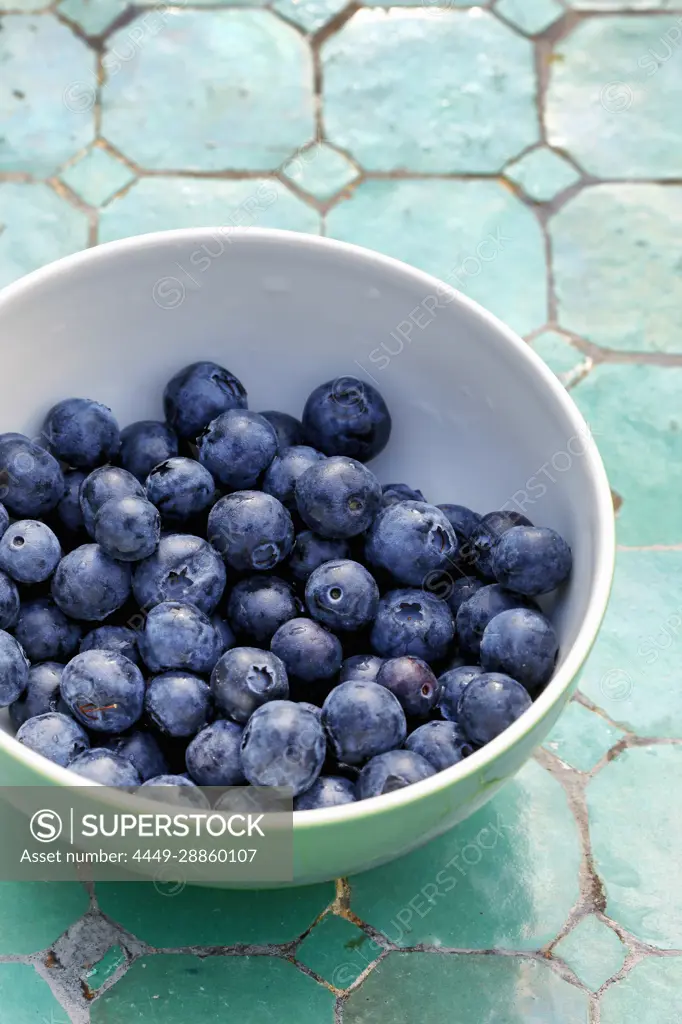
[282,142,359,200]
[601,958,682,1023]
[494,0,564,35]
[543,702,624,773]
[58,0,127,35]
[0,183,89,289]
[0,963,68,1024]
[0,882,88,955]
[273,0,351,33]
[82,944,127,994]
[505,147,581,202]
[60,147,135,207]
[553,915,627,990]
[297,914,371,987]
[529,329,591,387]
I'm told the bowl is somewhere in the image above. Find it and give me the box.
[0,228,614,886]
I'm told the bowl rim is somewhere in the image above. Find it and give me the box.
[0,227,616,826]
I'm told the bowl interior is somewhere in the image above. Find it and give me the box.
[0,229,610,764]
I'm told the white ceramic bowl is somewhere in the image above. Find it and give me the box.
[0,229,614,885]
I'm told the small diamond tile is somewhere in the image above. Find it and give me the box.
[282,142,359,200]
[554,916,627,990]
[494,0,564,34]
[273,0,350,33]
[60,146,135,207]
[297,913,374,987]
[543,702,624,773]
[82,944,127,993]
[0,183,90,289]
[529,330,591,387]
[505,147,581,202]
[0,963,69,1024]
[58,0,127,34]
[601,959,682,1024]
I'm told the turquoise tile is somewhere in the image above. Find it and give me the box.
[326,179,547,336]
[579,550,682,735]
[601,958,682,1024]
[587,745,682,948]
[547,16,682,178]
[95,881,334,946]
[551,185,682,353]
[0,882,88,954]
[494,0,564,35]
[60,146,135,207]
[528,330,591,387]
[82,945,127,994]
[505,147,581,202]
[573,367,682,546]
[0,0,50,11]
[282,142,359,200]
[98,177,320,243]
[273,0,351,33]
[363,0,484,5]
[135,0,268,4]
[0,14,96,175]
[553,916,626,990]
[567,0,675,7]
[91,954,335,1022]
[58,0,127,34]
[297,913,373,987]
[0,963,69,1023]
[101,10,314,171]
[350,760,580,949]
[0,183,89,289]
[543,702,624,773]
[322,9,539,172]
[344,952,590,1023]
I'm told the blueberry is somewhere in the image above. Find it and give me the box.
[0,520,61,583]
[260,411,304,450]
[145,671,212,738]
[357,749,435,799]
[211,646,289,723]
[366,501,458,587]
[52,544,131,621]
[61,650,145,733]
[458,673,532,745]
[339,654,384,684]
[371,589,454,662]
[480,607,559,694]
[80,626,139,665]
[198,409,277,489]
[208,491,294,573]
[240,700,326,796]
[95,495,161,563]
[322,680,406,764]
[302,376,391,462]
[145,457,216,523]
[70,748,141,786]
[80,466,145,537]
[262,446,325,510]
[288,531,350,582]
[0,435,64,517]
[185,720,245,786]
[139,601,222,675]
[56,470,87,533]
[437,666,484,721]
[132,534,226,615]
[9,661,63,729]
[105,730,168,782]
[211,615,236,656]
[42,398,120,469]
[443,576,484,616]
[139,774,211,808]
[227,576,300,644]
[381,483,426,508]
[298,701,323,718]
[164,361,248,440]
[470,510,533,581]
[376,656,440,719]
[305,559,379,633]
[492,526,572,596]
[456,583,534,661]
[271,618,342,684]
[0,570,19,630]
[296,457,381,539]
[0,630,29,706]
[0,503,8,538]
[17,712,89,767]
[405,721,474,770]
[437,504,482,544]
[119,420,179,482]
[294,775,356,810]
[14,598,81,662]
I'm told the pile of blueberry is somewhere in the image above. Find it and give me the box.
[0,362,572,810]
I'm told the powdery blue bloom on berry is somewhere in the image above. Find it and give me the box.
[240,700,326,796]
[139,775,211,809]
[144,671,212,738]
[0,503,8,539]
[119,420,178,482]
[492,525,572,596]
[305,559,379,633]
[443,576,484,616]
[61,649,145,733]
[57,470,87,533]
[132,534,226,615]
[164,361,247,440]
[366,501,458,587]
[211,615,236,656]
[322,680,406,765]
[470,510,533,581]
[371,589,454,662]
[138,601,222,675]
[52,544,131,621]
[458,673,532,746]
[376,656,440,720]
[208,491,294,573]
[70,748,141,786]
[456,583,534,661]
[198,409,277,489]
[295,775,356,810]
[42,397,120,469]
[80,465,145,536]
[227,575,300,644]
[0,435,64,518]
[17,712,89,768]
[480,607,559,695]
[262,445,325,510]
[381,483,425,507]
[0,630,30,706]
[438,665,484,722]
[405,720,474,771]
[260,410,304,451]
[302,376,391,463]
[185,720,245,786]
[295,456,381,539]
[357,749,435,800]
[94,495,160,562]
[0,519,61,583]
[271,617,342,684]
[339,654,384,684]
[80,625,139,665]
[145,457,216,523]
[288,530,349,582]
[9,661,63,729]
[211,646,289,724]
[14,598,82,663]
[105,730,168,782]
[0,570,19,630]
